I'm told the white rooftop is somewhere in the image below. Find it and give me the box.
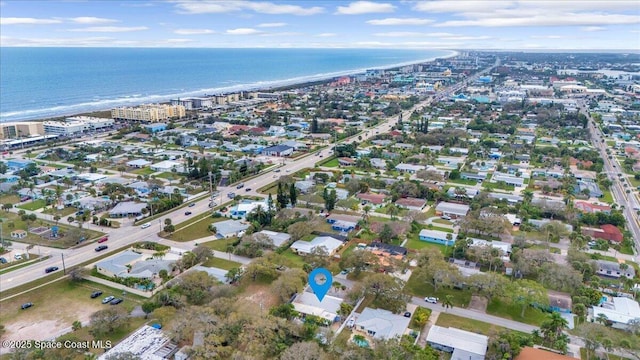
[99,325,170,360]
[291,236,342,255]
[427,325,488,357]
[355,307,411,340]
[593,297,640,324]
[292,291,343,322]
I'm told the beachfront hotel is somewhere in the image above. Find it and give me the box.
[111,104,186,122]
[0,122,44,139]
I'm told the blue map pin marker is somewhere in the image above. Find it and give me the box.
[309,267,332,302]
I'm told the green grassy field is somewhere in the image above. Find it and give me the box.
[319,158,339,167]
[436,313,525,336]
[201,237,237,252]
[486,298,548,326]
[202,257,241,270]
[601,190,614,204]
[42,206,77,216]
[165,216,227,242]
[131,167,156,175]
[280,248,306,268]
[17,199,46,211]
[0,194,21,205]
[404,272,471,307]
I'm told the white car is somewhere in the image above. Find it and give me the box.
[140,223,151,229]
[425,297,439,304]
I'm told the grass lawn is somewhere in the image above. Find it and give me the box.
[436,313,524,336]
[165,216,227,242]
[201,237,237,252]
[405,235,450,255]
[427,225,454,233]
[202,257,241,270]
[17,199,46,211]
[432,219,453,226]
[280,248,306,268]
[131,167,156,175]
[319,158,339,167]
[156,172,182,180]
[0,278,145,329]
[0,194,21,205]
[405,272,471,308]
[601,190,614,204]
[486,298,548,326]
[0,212,105,249]
[447,178,479,186]
[42,206,77,217]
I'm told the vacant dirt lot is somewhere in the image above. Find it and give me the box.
[468,295,488,312]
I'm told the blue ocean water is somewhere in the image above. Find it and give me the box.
[0,48,454,122]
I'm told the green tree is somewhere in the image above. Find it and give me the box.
[509,279,548,318]
[289,183,297,207]
[538,312,569,352]
[323,188,337,211]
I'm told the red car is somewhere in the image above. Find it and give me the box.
[97,237,108,243]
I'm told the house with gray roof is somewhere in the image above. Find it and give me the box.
[435,201,469,218]
[291,236,343,256]
[295,180,316,194]
[96,250,144,278]
[127,259,174,279]
[354,307,411,340]
[257,230,291,248]
[213,220,249,238]
[108,201,147,218]
[596,260,636,279]
[292,291,343,323]
[427,326,488,360]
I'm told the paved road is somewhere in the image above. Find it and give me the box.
[583,105,639,261]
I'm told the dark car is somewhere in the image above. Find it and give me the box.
[0,257,7,264]
[403,311,411,318]
[45,266,59,273]
[90,290,103,299]
[245,188,251,192]
[21,302,33,310]
[188,203,195,207]
[95,245,108,252]
[110,298,123,305]
[184,211,192,215]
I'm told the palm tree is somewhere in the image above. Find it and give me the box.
[442,295,454,311]
[362,205,371,224]
[387,204,399,220]
[601,338,613,360]
[595,313,609,326]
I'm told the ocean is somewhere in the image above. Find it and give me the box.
[0,48,454,122]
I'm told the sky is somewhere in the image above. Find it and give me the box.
[0,0,639,50]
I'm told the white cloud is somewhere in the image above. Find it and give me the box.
[259,31,301,37]
[68,26,148,32]
[174,28,215,35]
[315,33,337,37]
[374,32,491,41]
[0,35,114,47]
[257,22,286,28]
[434,13,640,27]
[530,35,564,39]
[67,17,118,24]
[335,1,395,15]
[226,28,261,35]
[0,17,62,25]
[414,1,640,13]
[366,18,433,26]
[173,1,323,16]
[166,38,194,43]
[414,1,513,13]
[582,26,606,32]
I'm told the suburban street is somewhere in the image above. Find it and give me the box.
[583,105,640,260]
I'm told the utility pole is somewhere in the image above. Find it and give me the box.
[61,253,66,274]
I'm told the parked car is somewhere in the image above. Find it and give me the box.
[425,297,439,304]
[274,169,281,173]
[97,236,108,243]
[95,245,108,252]
[189,203,196,207]
[228,192,236,199]
[0,257,7,264]
[140,223,151,229]
[21,302,33,310]
[236,183,244,189]
[110,298,123,305]
[185,211,192,216]
[90,290,103,299]
[441,215,451,220]
[403,311,412,318]
[245,188,252,192]
[102,296,115,304]
[14,254,23,260]
[45,266,59,273]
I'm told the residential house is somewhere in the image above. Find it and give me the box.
[592,297,640,331]
[290,235,343,256]
[460,172,487,182]
[257,230,291,248]
[435,201,470,219]
[356,192,388,206]
[261,144,293,157]
[548,291,573,314]
[370,158,386,169]
[95,250,144,278]
[295,180,315,194]
[582,224,624,244]
[292,291,343,323]
[126,159,151,168]
[395,197,427,211]
[395,163,426,174]
[574,201,612,214]
[96,325,173,360]
[326,214,359,232]
[595,260,636,279]
[436,156,464,168]
[469,238,511,261]
[577,180,604,198]
[229,200,269,218]
[491,172,525,187]
[354,307,411,340]
[150,160,181,172]
[426,326,488,360]
[338,157,356,166]
[419,229,455,246]
[108,202,147,218]
[213,220,249,238]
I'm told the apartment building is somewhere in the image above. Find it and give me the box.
[66,116,114,131]
[111,104,186,122]
[0,122,44,139]
[43,120,87,136]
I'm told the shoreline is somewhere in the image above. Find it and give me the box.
[1,49,458,124]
